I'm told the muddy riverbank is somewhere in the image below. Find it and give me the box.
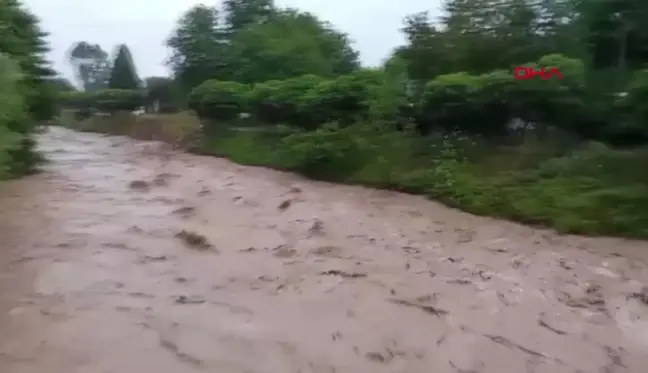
[1,127,647,372]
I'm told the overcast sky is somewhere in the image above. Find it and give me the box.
[23,0,440,82]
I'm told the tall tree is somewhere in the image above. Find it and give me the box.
[222,0,275,33]
[108,44,140,89]
[227,9,359,82]
[0,0,56,120]
[167,5,225,93]
[68,42,111,92]
[0,0,55,175]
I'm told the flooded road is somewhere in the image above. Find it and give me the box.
[1,126,648,372]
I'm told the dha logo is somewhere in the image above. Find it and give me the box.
[513,66,563,80]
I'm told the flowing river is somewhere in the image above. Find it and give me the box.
[1,126,647,372]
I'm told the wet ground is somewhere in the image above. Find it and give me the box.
[1,126,648,372]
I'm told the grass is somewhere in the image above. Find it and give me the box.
[58,111,648,239]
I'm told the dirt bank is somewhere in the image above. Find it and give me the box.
[1,126,647,373]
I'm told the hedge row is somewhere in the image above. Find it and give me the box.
[188,54,648,144]
[59,89,146,113]
[0,53,34,178]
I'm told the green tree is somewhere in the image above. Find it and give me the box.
[108,44,140,89]
[0,0,54,175]
[222,0,275,34]
[167,5,226,94]
[227,9,359,83]
[0,53,26,178]
[0,0,56,121]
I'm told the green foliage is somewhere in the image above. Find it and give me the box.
[300,70,383,125]
[166,5,225,94]
[227,9,359,83]
[93,89,146,112]
[59,89,145,113]
[59,91,95,109]
[617,69,648,137]
[188,80,249,121]
[0,54,33,179]
[0,0,56,122]
[166,3,359,92]
[419,72,488,134]
[222,0,275,33]
[0,0,55,177]
[108,44,140,90]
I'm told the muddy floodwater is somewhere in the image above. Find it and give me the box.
[1,127,648,373]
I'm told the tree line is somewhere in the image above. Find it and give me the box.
[57,0,648,146]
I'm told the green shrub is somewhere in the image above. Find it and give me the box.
[300,70,383,125]
[418,72,486,134]
[247,74,325,128]
[0,53,34,178]
[189,80,249,121]
[59,91,96,109]
[508,54,587,134]
[616,69,648,140]
[93,89,146,113]
[276,123,366,178]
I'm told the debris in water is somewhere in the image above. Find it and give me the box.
[152,173,172,186]
[387,298,448,317]
[273,245,296,258]
[628,286,648,305]
[308,218,324,236]
[139,255,168,263]
[197,187,211,196]
[174,295,206,304]
[175,230,215,251]
[277,199,292,211]
[129,180,149,190]
[172,206,196,217]
[320,270,367,278]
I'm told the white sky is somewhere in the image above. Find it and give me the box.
[23,0,441,82]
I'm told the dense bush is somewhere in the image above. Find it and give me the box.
[246,75,324,127]
[189,54,600,140]
[0,54,32,178]
[188,80,249,121]
[191,71,385,129]
[92,89,146,112]
[59,91,96,109]
[58,89,146,116]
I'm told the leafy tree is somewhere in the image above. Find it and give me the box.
[68,42,111,92]
[167,5,225,94]
[0,0,56,121]
[0,53,27,178]
[222,0,275,34]
[227,9,359,83]
[108,44,140,89]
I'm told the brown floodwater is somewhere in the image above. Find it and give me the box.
[1,126,648,373]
